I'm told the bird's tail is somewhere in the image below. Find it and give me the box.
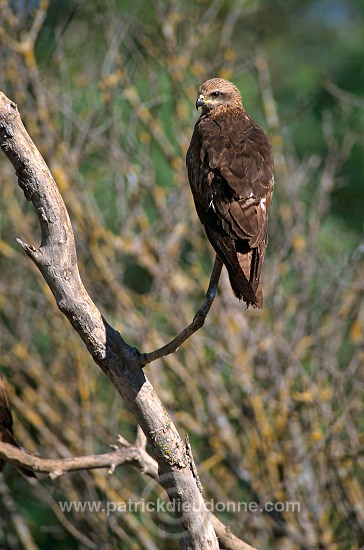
[204,228,264,308]
[226,249,263,308]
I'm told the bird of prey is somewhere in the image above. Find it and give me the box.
[0,375,35,477]
[186,78,274,308]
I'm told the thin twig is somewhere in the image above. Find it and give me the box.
[325,80,364,109]
[32,482,99,549]
[141,255,223,366]
[135,424,148,449]
[0,476,38,550]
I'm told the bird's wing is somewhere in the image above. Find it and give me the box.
[186,111,274,306]
[197,113,274,249]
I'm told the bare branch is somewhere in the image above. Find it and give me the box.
[141,255,223,366]
[0,441,158,480]
[0,90,220,549]
[0,440,257,550]
[325,80,364,109]
[135,424,148,449]
[210,515,257,550]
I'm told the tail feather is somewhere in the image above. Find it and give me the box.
[226,259,262,308]
[221,248,262,308]
[204,227,263,307]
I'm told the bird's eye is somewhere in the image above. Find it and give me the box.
[211,91,221,97]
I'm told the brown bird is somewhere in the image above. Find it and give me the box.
[186,78,274,308]
[0,375,35,477]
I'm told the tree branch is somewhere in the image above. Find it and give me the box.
[0,90,218,549]
[0,91,256,550]
[0,437,256,550]
[141,255,223,366]
[0,440,158,480]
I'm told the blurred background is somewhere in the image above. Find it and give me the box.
[0,0,363,548]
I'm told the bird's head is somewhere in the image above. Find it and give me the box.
[195,78,243,113]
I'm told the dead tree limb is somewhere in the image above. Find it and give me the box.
[0,91,253,550]
[0,90,218,549]
[0,437,256,550]
[0,440,158,480]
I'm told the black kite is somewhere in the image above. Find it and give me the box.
[186,78,274,308]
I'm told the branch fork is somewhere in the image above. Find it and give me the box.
[0,90,255,550]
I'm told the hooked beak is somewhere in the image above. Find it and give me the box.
[196,94,204,110]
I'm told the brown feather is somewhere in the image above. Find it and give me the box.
[186,78,274,307]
